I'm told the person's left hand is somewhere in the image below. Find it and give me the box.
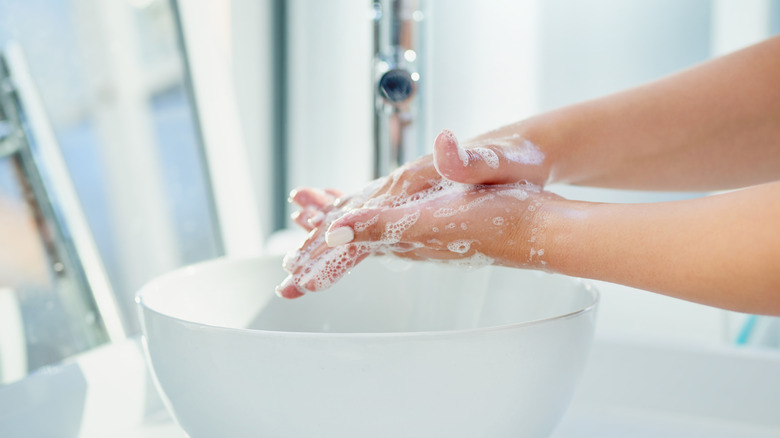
[277,178,557,298]
[276,129,556,298]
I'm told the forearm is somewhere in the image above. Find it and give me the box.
[540,181,780,314]
[511,35,780,190]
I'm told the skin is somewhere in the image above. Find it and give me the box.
[280,35,780,315]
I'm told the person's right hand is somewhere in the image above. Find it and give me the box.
[432,127,550,186]
[278,129,555,298]
[289,128,551,227]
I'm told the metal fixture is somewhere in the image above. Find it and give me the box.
[372,0,427,178]
[0,44,126,348]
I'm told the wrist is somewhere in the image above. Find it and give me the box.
[512,112,571,186]
[492,192,583,272]
[527,196,593,275]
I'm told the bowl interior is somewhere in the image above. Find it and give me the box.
[138,255,597,335]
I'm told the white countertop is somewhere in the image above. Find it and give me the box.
[3,334,779,437]
[553,334,780,438]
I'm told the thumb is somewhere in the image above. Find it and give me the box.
[432,129,548,185]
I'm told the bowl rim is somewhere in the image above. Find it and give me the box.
[136,255,600,340]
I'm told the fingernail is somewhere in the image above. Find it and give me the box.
[308,211,325,226]
[275,276,304,298]
[325,227,354,247]
[288,189,299,203]
[439,130,467,167]
[442,129,458,145]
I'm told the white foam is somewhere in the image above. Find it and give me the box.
[381,211,421,244]
[456,141,469,167]
[447,239,474,254]
[282,173,549,295]
[505,139,545,165]
[446,251,495,269]
[354,214,379,232]
[472,147,500,169]
[459,194,495,212]
[433,207,457,218]
[296,242,374,291]
[498,189,529,201]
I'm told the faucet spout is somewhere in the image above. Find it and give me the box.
[372,0,427,178]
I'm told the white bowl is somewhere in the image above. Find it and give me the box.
[137,255,598,438]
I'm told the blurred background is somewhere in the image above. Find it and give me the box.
[0,0,779,387]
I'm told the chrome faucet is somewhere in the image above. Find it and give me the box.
[372,0,427,178]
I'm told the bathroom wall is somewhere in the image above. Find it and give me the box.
[231,0,779,347]
[282,0,539,198]
[535,0,778,345]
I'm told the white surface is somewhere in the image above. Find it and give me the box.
[0,338,167,438]
[556,406,780,438]
[286,0,373,193]
[711,0,772,56]
[553,335,780,437]
[0,287,26,384]
[2,313,778,437]
[178,0,264,255]
[230,0,277,241]
[138,255,597,438]
[134,333,780,438]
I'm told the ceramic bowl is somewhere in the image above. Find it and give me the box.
[137,255,598,438]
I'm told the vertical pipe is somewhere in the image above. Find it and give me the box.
[373,0,426,178]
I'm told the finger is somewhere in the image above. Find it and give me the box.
[384,155,441,198]
[326,206,428,247]
[326,206,490,264]
[293,243,373,293]
[432,129,548,185]
[324,188,343,198]
[285,227,357,281]
[291,208,322,231]
[332,176,392,209]
[282,226,326,273]
[289,187,335,209]
[275,275,305,299]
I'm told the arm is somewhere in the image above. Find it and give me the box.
[281,164,780,314]
[311,180,780,314]
[279,37,780,313]
[543,181,780,314]
[439,35,780,191]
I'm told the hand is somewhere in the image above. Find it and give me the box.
[288,187,343,232]
[324,181,558,266]
[288,128,551,227]
[277,130,555,298]
[278,179,558,298]
[432,127,550,186]
[278,151,440,298]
